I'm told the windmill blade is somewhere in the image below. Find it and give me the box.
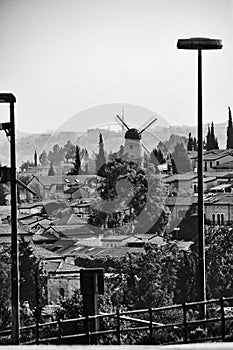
[115,115,130,130]
[114,116,125,135]
[142,142,151,155]
[139,116,157,134]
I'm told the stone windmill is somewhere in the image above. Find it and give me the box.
[115,114,157,166]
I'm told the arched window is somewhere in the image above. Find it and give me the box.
[59,288,65,299]
[212,214,215,225]
[221,214,224,225]
[217,214,220,225]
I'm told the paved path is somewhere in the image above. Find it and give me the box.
[1,344,233,350]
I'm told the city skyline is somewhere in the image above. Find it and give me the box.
[0,0,232,133]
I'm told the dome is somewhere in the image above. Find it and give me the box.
[125,128,141,140]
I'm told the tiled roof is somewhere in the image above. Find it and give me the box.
[213,160,233,169]
[164,173,197,183]
[204,193,233,205]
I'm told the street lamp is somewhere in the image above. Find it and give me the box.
[177,38,222,316]
[0,93,19,344]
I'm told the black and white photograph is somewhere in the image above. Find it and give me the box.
[0,0,233,348]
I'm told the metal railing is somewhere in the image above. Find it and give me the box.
[1,296,233,345]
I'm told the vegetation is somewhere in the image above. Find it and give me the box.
[0,239,46,330]
[226,106,233,149]
[205,122,219,151]
[95,133,106,176]
[171,143,192,173]
[187,132,197,151]
[67,145,81,175]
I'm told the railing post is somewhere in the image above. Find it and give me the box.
[35,319,40,345]
[182,303,188,343]
[58,319,62,343]
[116,310,121,345]
[85,315,90,345]
[220,297,226,341]
[149,308,153,342]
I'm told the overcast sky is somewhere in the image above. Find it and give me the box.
[0,0,232,133]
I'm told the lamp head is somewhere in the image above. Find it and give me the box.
[0,93,16,103]
[177,37,223,50]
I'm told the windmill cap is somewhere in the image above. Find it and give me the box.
[125,128,141,140]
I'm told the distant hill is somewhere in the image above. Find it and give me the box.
[0,123,228,167]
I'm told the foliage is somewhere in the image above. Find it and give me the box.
[149,148,166,172]
[205,226,233,299]
[206,122,219,151]
[39,150,48,166]
[226,106,233,149]
[187,132,197,151]
[158,134,188,154]
[0,239,46,331]
[48,144,65,166]
[95,133,106,176]
[48,161,55,176]
[19,160,35,172]
[171,143,192,173]
[67,145,81,175]
[0,183,7,205]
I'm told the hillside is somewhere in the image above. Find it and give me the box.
[0,123,228,167]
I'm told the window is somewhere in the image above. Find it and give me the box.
[221,214,224,225]
[204,162,207,171]
[210,162,212,168]
[216,161,219,166]
[212,214,215,225]
[59,288,65,299]
[217,214,220,225]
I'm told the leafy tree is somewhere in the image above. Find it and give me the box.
[64,141,76,162]
[95,133,106,176]
[226,106,233,149]
[20,160,35,172]
[205,226,233,299]
[39,150,48,166]
[0,183,7,205]
[206,122,219,151]
[67,145,81,175]
[171,143,192,173]
[149,148,166,172]
[0,239,46,330]
[48,144,65,166]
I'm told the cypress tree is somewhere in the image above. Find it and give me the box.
[95,133,106,176]
[206,122,218,150]
[48,161,55,176]
[227,106,233,149]
[68,146,81,175]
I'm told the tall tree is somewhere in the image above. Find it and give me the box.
[187,133,198,151]
[171,143,192,173]
[34,150,38,166]
[48,161,55,176]
[68,145,81,175]
[226,106,233,149]
[206,122,219,150]
[95,133,106,176]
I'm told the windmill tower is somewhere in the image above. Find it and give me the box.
[115,115,157,166]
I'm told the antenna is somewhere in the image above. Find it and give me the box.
[139,116,157,134]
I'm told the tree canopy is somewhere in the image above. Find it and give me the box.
[171,143,192,174]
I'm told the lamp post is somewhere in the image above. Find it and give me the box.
[177,38,222,316]
[0,93,19,344]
